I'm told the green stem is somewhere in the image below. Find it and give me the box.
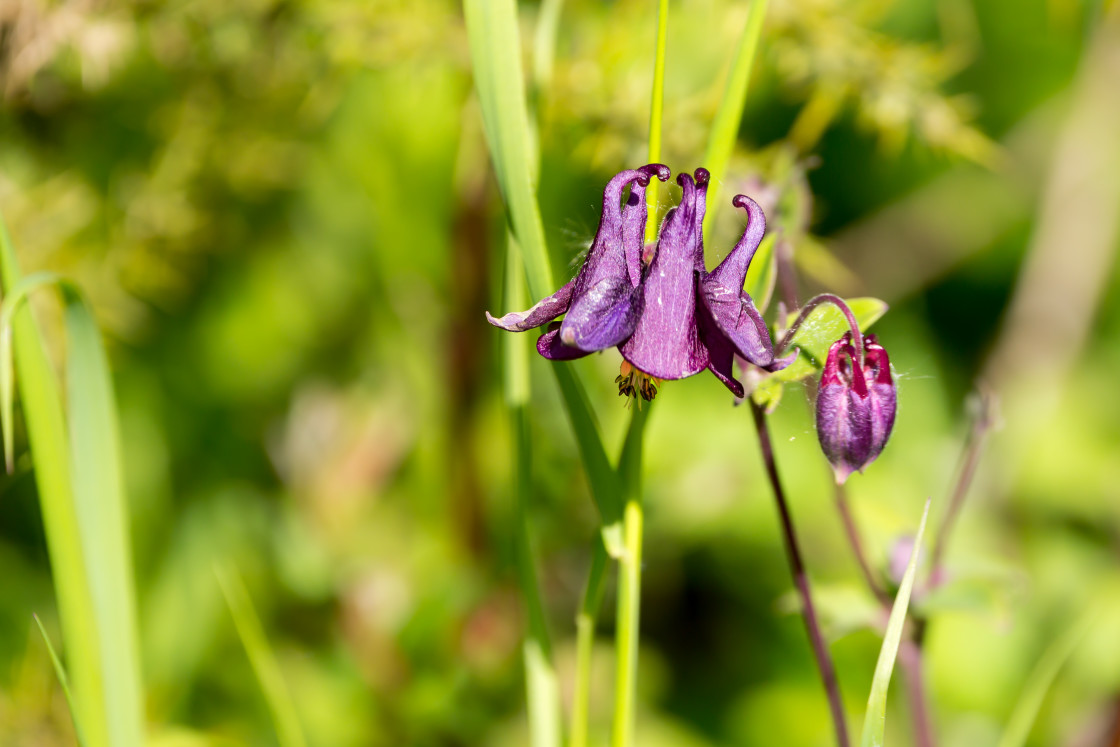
[570,536,609,747]
[611,498,644,747]
[610,404,650,747]
[644,0,670,244]
[505,235,561,747]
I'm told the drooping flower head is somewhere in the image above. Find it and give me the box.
[486,164,671,358]
[486,164,793,403]
[618,168,793,396]
[815,332,896,483]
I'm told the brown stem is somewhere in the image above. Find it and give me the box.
[898,638,936,747]
[928,388,998,595]
[750,402,850,747]
[833,482,889,605]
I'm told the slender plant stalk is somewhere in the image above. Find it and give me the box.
[750,401,850,747]
[612,498,644,747]
[33,614,86,746]
[897,640,935,747]
[644,0,670,244]
[701,0,770,234]
[215,565,308,747]
[833,483,888,604]
[570,536,609,747]
[927,389,996,590]
[505,234,562,747]
[776,293,865,362]
[610,404,651,747]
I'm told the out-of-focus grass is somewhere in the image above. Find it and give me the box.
[0,1,1118,746]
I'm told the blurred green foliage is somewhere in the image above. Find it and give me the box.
[1,0,1119,745]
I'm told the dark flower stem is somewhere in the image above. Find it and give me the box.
[927,388,997,593]
[833,482,888,604]
[898,640,935,747]
[750,401,850,747]
[776,293,864,364]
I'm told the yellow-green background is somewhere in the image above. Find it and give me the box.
[1,0,1119,744]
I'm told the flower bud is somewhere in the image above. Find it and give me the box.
[815,333,896,483]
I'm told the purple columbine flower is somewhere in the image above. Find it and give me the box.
[485,164,671,358]
[619,168,792,397]
[815,332,897,483]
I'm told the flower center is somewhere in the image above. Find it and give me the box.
[615,360,661,403]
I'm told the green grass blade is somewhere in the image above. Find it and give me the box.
[997,609,1097,747]
[463,0,555,298]
[0,218,145,747]
[34,613,87,746]
[61,281,145,747]
[505,229,562,747]
[215,564,308,747]
[570,535,609,747]
[464,0,622,544]
[702,0,769,235]
[644,0,670,244]
[551,364,624,553]
[860,498,931,747]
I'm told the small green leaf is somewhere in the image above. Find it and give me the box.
[749,373,784,412]
[860,498,931,747]
[745,296,888,404]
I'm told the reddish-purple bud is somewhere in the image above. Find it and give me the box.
[815,333,896,483]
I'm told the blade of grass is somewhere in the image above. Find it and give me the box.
[33,613,87,746]
[463,0,554,298]
[215,564,308,747]
[860,498,932,747]
[505,233,562,747]
[644,0,670,244]
[570,535,609,747]
[464,0,622,546]
[571,404,651,747]
[702,0,770,235]
[997,609,1097,747]
[0,232,144,747]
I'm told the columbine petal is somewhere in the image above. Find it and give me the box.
[863,335,896,464]
[816,338,873,483]
[536,323,593,360]
[485,280,575,331]
[619,172,709,380]
[484,165,669,357]
[558,164,670,351]
[700,289,784,396]
[696,193,788,393]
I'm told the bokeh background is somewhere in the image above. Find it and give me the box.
[2,0,1119,744]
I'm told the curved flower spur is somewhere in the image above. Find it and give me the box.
[619,168,794,398]
[485,164,671,358]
